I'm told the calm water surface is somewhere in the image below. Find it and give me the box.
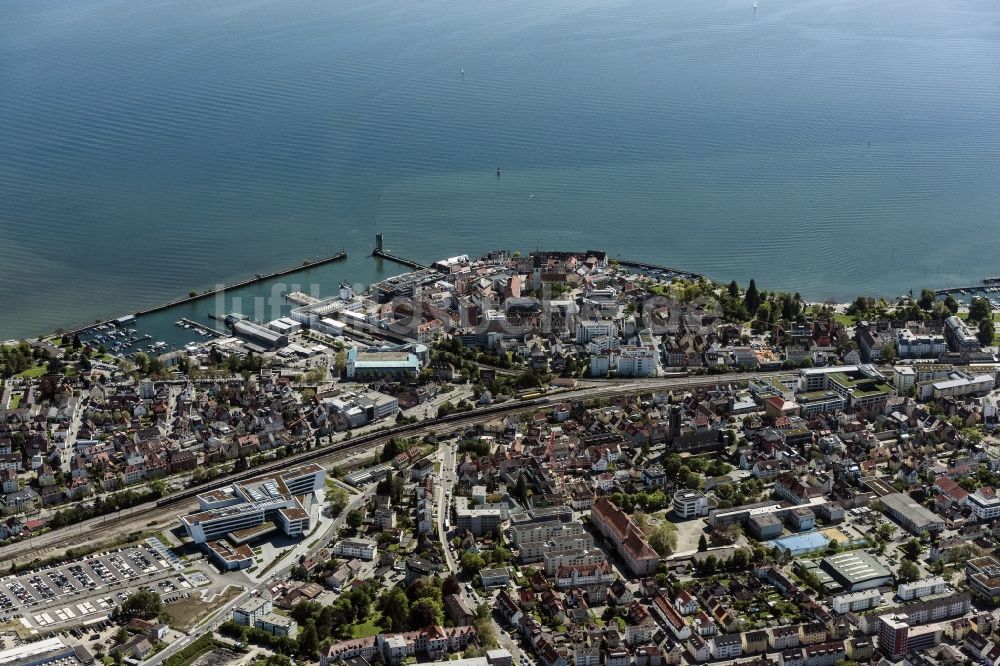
[2,0,1000,339]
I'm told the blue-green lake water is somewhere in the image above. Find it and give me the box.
[3,0,1000,339]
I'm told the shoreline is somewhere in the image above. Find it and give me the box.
[7,246,990,347]
[52,251,347,339]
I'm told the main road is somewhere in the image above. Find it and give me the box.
[435,436,527,665]
[0,371,793,564]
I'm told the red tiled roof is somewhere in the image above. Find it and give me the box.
[624,529,658,562]
[936,476,970,502]
[653,592,687,631]
[592,496,631,541]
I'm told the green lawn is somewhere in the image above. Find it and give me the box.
[17,364,47,378]
[956,312,1000,322]
[834,313,856,326]
[8,394,21,409]
[350,610,387,638]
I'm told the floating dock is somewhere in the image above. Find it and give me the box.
[934,277,1000,296]
[179,318,225,338]
[616,258,704,280]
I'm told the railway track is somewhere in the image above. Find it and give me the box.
[0,371,788,563]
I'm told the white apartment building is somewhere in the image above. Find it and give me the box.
[519,535,594,565]
[587,335,621,354]
[830,589,882,614]
[893,366,916,395]
[333,539,378,561]
[590,353,613,377]
[576,320,619,344]
[617,346,658,377]
[233,596,273,626]
[897,576,947,601]
[256,613,298,638]
[896,329,947,359]
[798,366,862,392]
[511,520,587,547]
[543,548,608,576]
[946,315,982,352]
[968,489,1000,521]
[929,373,995,400]
[672,490,709,519]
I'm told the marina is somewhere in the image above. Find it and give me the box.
[174,318,225,338]
[934,279,1000,310]
[615,258,705,281]
[75,320,167,360]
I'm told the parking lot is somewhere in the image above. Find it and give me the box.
[0,544,193,630]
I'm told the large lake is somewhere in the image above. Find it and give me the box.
[3,0,1000,339]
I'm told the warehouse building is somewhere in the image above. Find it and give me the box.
[267,317,301,335]
[232,319,289,350]
[878,493,945,535]
[820,551,893,592]
[346,346,421,379]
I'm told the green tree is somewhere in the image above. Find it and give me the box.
[490,545,513,565]
[727,280,740,299]
[346,509,364,529]
[378,587,410,632]
[515,474,530,503]
[647,523,678,556]
[461,552,486,576]
[881,342,896,364]
[897,559,920,584]
[298,623,319,657]
[849,296,875,318]
[442,575,461,596]
[328,486,349,516]
[978,319,995,346]
[962,427,983,445]
[918,288,936,311]
[697,534,708,552]
[744,279,761,314]
[473,604,497,648]
[729,548,751,571]
[409,597,443,628]
[901,538,923,561]
[118,589,163,620]
[970,297,992,322]
[944,294,959,314]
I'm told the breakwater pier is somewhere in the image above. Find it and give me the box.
[65,252,347,336]
[136,252,348,316]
